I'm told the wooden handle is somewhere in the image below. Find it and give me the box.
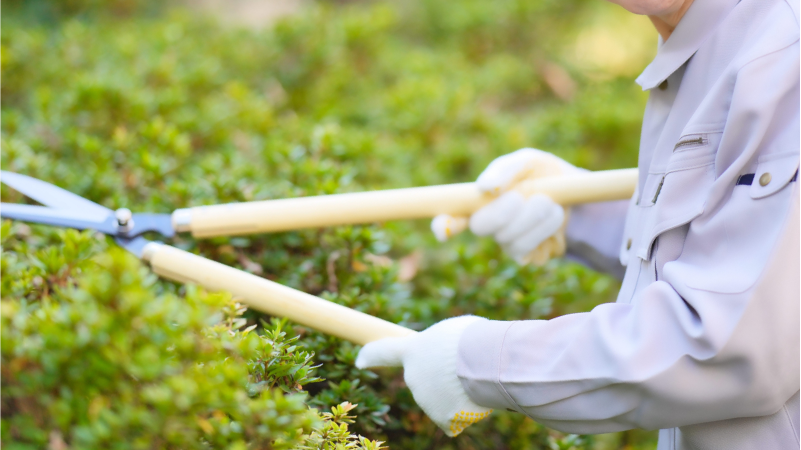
[144,243,415,345]
[513,168,638,203]
[179,168,638,238]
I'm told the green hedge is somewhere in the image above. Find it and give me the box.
[2,1,657,448]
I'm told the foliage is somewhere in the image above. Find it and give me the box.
[1,223,383,449]
[298,402,386,450]
[2,0,657,448]
[0,225,313,448]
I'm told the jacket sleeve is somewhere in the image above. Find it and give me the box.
[457,40,800,434]
[565,199,628,280]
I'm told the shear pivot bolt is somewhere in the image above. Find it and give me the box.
[115,208,134,233]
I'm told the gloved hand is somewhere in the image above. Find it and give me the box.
[355,316,492,437]
[431,148,578,265]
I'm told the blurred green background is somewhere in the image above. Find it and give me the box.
[1,0,658,448]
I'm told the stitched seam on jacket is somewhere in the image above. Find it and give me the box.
[686,181,798,293]
[666,160,715,174]
[495,322,522,412]
[648,160,714,176]
[638,205,705,260]
[783,404,800,445]
[781,0,799,26]
[649,148,716,175]
[757,150,799,163]
[651,204,705,235]
[638,162,716,259]
[680,126,725,135]
[625,259,643,305]
[735,35,799,83]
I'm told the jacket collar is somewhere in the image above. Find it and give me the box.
[635,0,740,90]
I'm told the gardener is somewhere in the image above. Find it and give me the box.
[356,0,800,448]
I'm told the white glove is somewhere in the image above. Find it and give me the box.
[432,148,577,265]
[355,316,492,437]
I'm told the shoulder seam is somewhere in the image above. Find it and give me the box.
[783,0,800,27]
[737,32,799,75]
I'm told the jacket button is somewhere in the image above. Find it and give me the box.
[626,238,632,250]
[759,172,772,186]
[658,80,668,90]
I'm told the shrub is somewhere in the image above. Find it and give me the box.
[1,224,384,449]
[2,0,657,448]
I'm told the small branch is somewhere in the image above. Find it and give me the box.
[326,251,341,293]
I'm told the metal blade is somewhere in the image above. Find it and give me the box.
[0,203,118,235]
[1,171,112,218]
[1,172,177,240]
[114,235,151,259]
[129,214,175,238]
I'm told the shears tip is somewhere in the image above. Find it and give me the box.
[0,172,176,240]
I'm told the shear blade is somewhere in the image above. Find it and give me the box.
[0,203,118,235]
[1,171,113,218]
[1,171,175,241]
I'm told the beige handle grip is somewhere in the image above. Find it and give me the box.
[143,243,415,345]
[177,168,638,238]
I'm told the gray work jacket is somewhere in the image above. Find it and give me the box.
[457,0,801,448]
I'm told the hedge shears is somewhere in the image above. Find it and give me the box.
[0,168,636,344]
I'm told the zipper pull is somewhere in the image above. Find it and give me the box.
[652,176,665,203]
[674,136,706,151]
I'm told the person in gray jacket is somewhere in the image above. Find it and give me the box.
[356,0,801,448]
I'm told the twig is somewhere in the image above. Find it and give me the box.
[326,251,341,293]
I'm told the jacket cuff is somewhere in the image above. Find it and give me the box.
[456,319,519,411]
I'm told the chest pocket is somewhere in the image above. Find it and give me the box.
[634,133,720,262]
[681,150,799,294]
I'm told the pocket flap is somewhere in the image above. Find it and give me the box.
[635,148,717,261]
[636,164,716,260]
[750,151,800,199]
